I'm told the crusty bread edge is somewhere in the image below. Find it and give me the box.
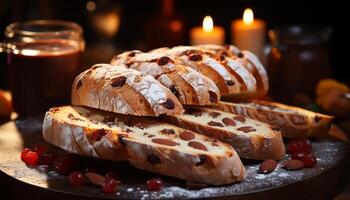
[42,110,129,161]
[215,101,333,139]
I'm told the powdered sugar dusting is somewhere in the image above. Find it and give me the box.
[242,50,269,90]
[225,58,257,92]
[75,64,180,116]
[131,75,169,114]
[180,67,220,105]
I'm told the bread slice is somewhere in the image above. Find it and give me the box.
[197,44,268,99]
[151,46,246,96]
[43,106,245,185]
[110,51,220,105]
[196,44,257,93]
[164,107,285,160]
[215,100,334,138]
[71,64,183,117]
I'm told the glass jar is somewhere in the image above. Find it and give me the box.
[267,25,331,104]
[0,20,84,116]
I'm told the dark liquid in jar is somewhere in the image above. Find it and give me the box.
[7,40,81,116]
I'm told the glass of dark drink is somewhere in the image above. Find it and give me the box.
[1,20,84,117]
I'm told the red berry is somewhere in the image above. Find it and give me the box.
[21,148,31,161]
[292,153,317,167]
[102,178,118,193]
[21,150,39,166]
[287,139,312,154]
[146,178,163,191]
[39,153,55,165]
[32,144,47,156]
[105,171,118,179]
[53,154,78,175]
[68,171,86,186]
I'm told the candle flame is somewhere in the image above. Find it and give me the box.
[203,16,213,33]
[243,8,254,25]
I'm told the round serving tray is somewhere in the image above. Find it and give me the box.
[0,116,348,200]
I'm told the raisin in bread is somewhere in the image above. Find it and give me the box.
[110,51,220,105]
[43,106,245,185]
[197,44,268,99]
[215,101,334,138]
[71,64,183,116]
[164,107,285,160]
[151,46,246,96]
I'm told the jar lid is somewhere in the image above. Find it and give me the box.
[270,25,332,45]
[5,20,83,38]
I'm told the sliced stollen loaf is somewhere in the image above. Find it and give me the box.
[151,46,246,96]
[215,100,334,138]
[71,64,183,116]
[196,44,257,94]
[164,107,285,160]
[110,51,220,105]
[43,106,245,185]
[197,44,268,99]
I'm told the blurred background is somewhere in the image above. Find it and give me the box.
[0,0,347,113]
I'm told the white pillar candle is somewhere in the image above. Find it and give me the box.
[231,8,266,59]
[190,16,225,45]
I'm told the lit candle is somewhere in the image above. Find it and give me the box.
[190,16,225,45]
[231,8,266,59]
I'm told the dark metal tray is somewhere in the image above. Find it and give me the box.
[0,116,348,200]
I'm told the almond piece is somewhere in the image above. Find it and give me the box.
[222,117,236,126]
[209,111,221,118]
[258,159,277,174]
[85,172,106,186]
[152,138,179,146]
[237,126,256,133]
[179,130,195,141]
[234,116,246,123]
[282,159,304,171]
[188,141,208,151]
[207,121,224,127]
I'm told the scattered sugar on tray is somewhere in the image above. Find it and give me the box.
[255,174,266,180]
[278,173,290,178]
[1,139,346,199]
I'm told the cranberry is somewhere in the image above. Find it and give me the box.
[287,139,312,154]
[21,148,31,161]
[102,178,118,193]
[32,144,47,156]
[292,153,317,167]
[68,171,87,186]
[21,149,39,166]
[53,154,78,175]
[39,153,55,165]
[146,178,163,191]
[105,171,118,179]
